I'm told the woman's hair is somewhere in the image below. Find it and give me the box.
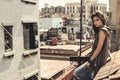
[91,11,106,34]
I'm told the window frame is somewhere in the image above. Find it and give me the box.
[4,25,13,52]
[23,23,38,50]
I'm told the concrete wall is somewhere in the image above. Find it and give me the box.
[109,0,120,50]
[109,0,117,26]
[0,0,40,80]
[116,0,120,47]
[40,18,63,29]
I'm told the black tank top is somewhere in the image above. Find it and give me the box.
[90,26,110,76]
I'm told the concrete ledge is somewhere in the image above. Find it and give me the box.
[21,0,37,4]
[23,48,38,56]
[24,69,39,79]
[3,51,15,57]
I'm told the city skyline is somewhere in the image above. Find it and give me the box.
[39,0,109,11]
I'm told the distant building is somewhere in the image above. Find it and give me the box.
[40,1,107,20]
[40,4,65,18]
[0,0,40,80]
[85,0,98,3]
[65,2,81,20]
[65,1,107,21]
[90,3,107,14]
[40,18,63,30]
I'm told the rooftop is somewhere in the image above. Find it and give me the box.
[40,44,81,51]
[41,59,70,79]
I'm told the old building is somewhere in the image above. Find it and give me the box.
[90,3,107,14]
[40,4,65,18]
[0,0,40,80]
[40,0,107,21]
[65,1,107,21]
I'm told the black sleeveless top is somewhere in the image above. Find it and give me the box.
[90,25,110,76]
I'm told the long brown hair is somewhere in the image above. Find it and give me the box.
[91,11,106,34]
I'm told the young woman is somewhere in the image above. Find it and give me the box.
[73,11,111,80]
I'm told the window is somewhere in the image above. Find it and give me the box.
[23,23,38,50]
[4,26,13,52]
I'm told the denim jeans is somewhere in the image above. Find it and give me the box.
[73,63,94,80]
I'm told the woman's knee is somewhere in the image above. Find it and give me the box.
[73,68,78,77]
[73,65,86,79]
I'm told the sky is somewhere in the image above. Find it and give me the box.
[39,0,109,11]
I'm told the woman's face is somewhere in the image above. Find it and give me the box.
[93,16,103,28]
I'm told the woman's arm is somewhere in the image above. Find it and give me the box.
[85,30,106,67]
[90,30,106,61]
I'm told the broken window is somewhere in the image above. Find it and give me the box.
[23,23,38,50]
[4,26,13,52]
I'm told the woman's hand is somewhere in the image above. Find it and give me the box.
[85,61,90,68]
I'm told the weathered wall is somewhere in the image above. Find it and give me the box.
[0,0,40,80]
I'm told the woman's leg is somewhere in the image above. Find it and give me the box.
[73,63,93,80]
[73,63,87,80]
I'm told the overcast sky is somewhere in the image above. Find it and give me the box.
[39,0,109,11]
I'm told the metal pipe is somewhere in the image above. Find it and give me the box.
[79,0,83,56]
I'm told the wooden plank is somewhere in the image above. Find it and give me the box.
[109,73,120,80]
[98,58,119,68]
[94,63,120,80]
[94,50,120,80]
[109,70,120,80]
[111,50,120,59]
[81,48,92,56]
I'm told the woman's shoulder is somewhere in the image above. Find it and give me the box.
[100,25,111,36]
[100,25,109,31]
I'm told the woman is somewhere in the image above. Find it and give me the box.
[73,11,111,80]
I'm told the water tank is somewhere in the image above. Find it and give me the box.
[51,37,57,45]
